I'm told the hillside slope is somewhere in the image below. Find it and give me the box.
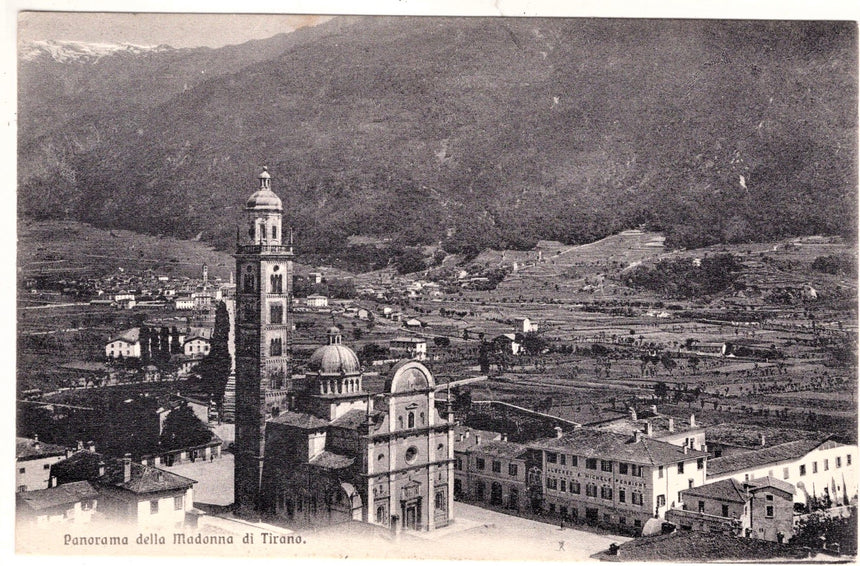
[19,17,858,264]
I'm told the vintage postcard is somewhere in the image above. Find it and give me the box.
[12,4,860,561]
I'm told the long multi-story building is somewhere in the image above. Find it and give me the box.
[529,429,708,530]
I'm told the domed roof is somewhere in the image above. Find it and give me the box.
[245,167,282,212]
[307,344,361,376]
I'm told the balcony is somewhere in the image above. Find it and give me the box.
[236,244,294,256]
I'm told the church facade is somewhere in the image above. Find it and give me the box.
[234,168,454,532]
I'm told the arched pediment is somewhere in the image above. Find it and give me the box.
[386,360,435,393]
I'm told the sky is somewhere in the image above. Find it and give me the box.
[18,12,334,49]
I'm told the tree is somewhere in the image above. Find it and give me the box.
[521,332,547,356]
[434,336,451,348]
[139,326,151,366]
[170,326,182,354]
[160,403,213,451]
[198,301,232,406]
[654,381,669,400]
[792,507,857,555]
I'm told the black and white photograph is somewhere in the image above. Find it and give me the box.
[12,4,860,561]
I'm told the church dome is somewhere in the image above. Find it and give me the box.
[307,344,361,376]
[245,167,282,211]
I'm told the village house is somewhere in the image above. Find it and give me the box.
[389,337,428,361]
[16,436,73,492]
[105,328,141,359]
[16,481,100,528]
[50,450,196,528]
[529,428,708,530]
[454,433,529,512]
[514,317,539,333]
[666,476,795,543]
[706,437,857,509]
[306,294,329,308]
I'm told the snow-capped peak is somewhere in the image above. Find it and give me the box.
[20,39,172,63]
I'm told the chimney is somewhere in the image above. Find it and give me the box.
[49,476,57,488]
[668,418,675,432]
[98,461,105,477]
[77,440,84,451]
[554,426,563,439]
[501,434,508,442]
[87,441,96,453]
[633,431,642,443]
[760,433,766,447]
[122,454,132,483]
[650,405,658,415]
[629,407,638,421]
[475,435,481,445]
[465,430,470,439]
[645,422,654,437]
[683,444,689,454]
[689,414,696,427]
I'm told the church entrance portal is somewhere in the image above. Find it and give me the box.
[402,499,422,531]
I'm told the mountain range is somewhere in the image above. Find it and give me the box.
[18,17,858,268]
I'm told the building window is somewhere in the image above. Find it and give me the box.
[455,457,462,471]
[150,500,159,514]
[271,225,278,240]
[586,458,598,470]
[174,495,184,510]
[549,503,556,514]
[270,337,283,357]
[848,455,852,466]
[813,461,818,473]
[476,458,485,470]
[570,455,577,467]
[560,506,568,517]
[601,460,613,472]
[783,467,789,479]
[270,274,283,294]
[43,464,50,470]
[631,465,642,477]
[698,500,705,513]
[824,459,829,471]
[546,452,557,464]
[436,491,446,511]
[270,304,283,324]
[407,412,415,428]
[799,464,806,476]
[601,486,613,500]
[619,462,628,475]
[619,516,626,525]
[836,457,842,468]
[18,468,24,474]
[658,465,663,478]
[677,462,685,474]
[476,481,485,500]
[547,478,558,490]
[657,494,666,508]
[571,481,581,494]
[619,489,626,503]
[404,446,418,464]
[632,492,644,506]
[697,458,704,470]
[508,463,518,476]
[586,484,597,498]
[604,514,612,524]
[766,506,774,518]
[721,504,729,518]
[559,454,566,466]
[560,479,566,492]
[376,506,386,523]
[492,461,501,473]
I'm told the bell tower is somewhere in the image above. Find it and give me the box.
[233,167,294,514]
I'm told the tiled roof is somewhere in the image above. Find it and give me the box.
[464,440,528,460]
[453,427,502,452]
[16,437,69,460]
[309,451,354,470]
[51,450,194,494]
[17,481,99,511]
[330,409,384,431]
[529,429,706,466]
[109,327,140,344]
[747,475,796,494]
[707,439,826,477]
[702,423,828,449]
[269,411,329,429]
[599,530,809,562]
[682,478,750,503]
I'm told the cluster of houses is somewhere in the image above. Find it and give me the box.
[16,437,200,530]
[452,408,857,543]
